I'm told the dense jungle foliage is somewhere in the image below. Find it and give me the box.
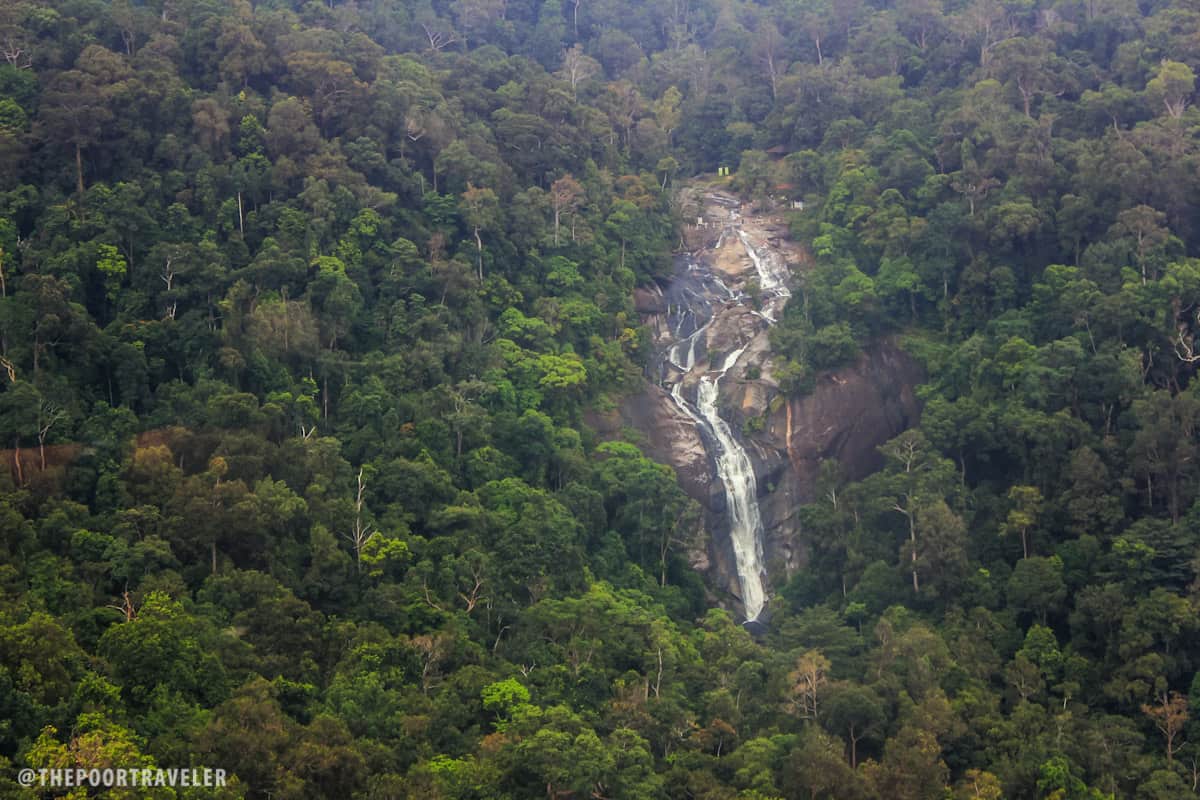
[4,0,1200,798]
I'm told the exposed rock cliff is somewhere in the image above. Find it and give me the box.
[735,340,923,577]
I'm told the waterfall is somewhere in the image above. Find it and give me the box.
[737,231,791,323]
[655,197,792,623]
[659,257,771,622]
[694,347,768,620]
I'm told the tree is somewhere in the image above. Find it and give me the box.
[450,0,506,46]
[786,725,865,799]
[1108,205,1174,284]
[344,466,377,572]
[593,441,698,586]
[419,18,462,53]
[877,430,958,594]
[915,498,969,599]
[1002,485,1043,559]
[309,256,363,352]
[1142,690,1188,763]
[788,649,830,721]
[1061,447,1124,538]
[283,51,367,137]
[550,173,583,246]
[38,47,129,195]
[200,677,298,794]
[877,256,925,320]
[1036,756,1107,800]
[461,183,499,281]
[482,678,533,731]
[24,719,174,800]
[736,150,773,200]
[953,768,1003,799]
[97,592,226,708]
[1008,556,1067,624]
[1005,653,1045,702]
[558,44,600,100]
[266,96,322,162]
[951,0,1018,68]
[479,478,583,603]
[1137,769,1191,800]
[217,15,267,88]
[864,724,950,800]
[0,2,35,70]
[824,683,885,767]
[1145,60,1196,119]
[753,20,787,101]
[0,380,37,485]
[790,0,834,65]
[96,243,127,303]
[34,395,66,472]
[989,37,1065,118]
[191,97,230,156]
[1130,389,1200,522]
[508,706,614,799]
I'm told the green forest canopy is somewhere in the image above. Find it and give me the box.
[3,0,1200,797]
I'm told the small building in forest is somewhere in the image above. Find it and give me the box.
[772,182,804,209]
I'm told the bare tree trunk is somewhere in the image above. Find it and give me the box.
[13,443,23,486]
[346,466,374,571]
[474,226,484,281]
[908,512,919,592]
[75,143,85,196]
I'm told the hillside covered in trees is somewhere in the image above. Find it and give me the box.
[4,0,1200,797]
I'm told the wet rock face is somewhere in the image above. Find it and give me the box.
[777,342,923,489]
[608,384,716,505]
[748,340,924,574]
[633,284,668,314]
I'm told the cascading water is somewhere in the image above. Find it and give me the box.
[737,230,792,322]
[694,347,767,620]
[656,199,792,622]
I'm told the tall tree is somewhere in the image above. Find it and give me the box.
[38,46,129,195]
[461,183,500,281]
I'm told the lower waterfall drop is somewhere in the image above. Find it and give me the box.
[694,347,768,621]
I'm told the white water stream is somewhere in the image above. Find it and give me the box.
[737,230,792,322]
[695,347,768,620]
[657,202,793,623]
[652,199,792,618]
